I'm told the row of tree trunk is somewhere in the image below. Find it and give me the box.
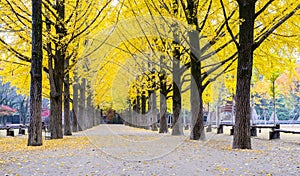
[72,76,103,132]
[125,92,158,131]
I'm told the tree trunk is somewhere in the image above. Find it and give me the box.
[132,99,138,127]
[151,91,158,131]
[183,0,205,140]
[136,95,141,128]
[159,71,168,133]
[72,108,78,132]
[272,80,276,124]
[78,78,86,131]
[49,0,66,139]
[28,0,43,146]
[172,41,183,135]
[141,91,147,129]
[49,89,63,139]
[49,45,64,139]
[126,102,132,126]
[100,108,104,124]
[86,86,92,129]
[93,108,97,126]
[233,0,256,149]
[63,57,72,135]
[72,74,79,132]
[189,29,205,140]
[21,97,29,125]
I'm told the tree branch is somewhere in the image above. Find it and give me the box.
[253,4,300,50]
[0,38,31,62]
[5,0,31,27]
[65,0,80,24]
[220,0,239,48]
[68,0,112,43]
[255,0,275,19]
[198,0,212,32]
[202,52,237,81]
[202,57,237,90]
[181,85,190,93]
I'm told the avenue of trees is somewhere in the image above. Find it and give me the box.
[0,0,299,149]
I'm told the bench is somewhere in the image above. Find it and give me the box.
[270,128,300,140]
[273,129,300,134]
[253,124,279,130]
[251,124,280,139]
[7,128,15,136]
[0,125,28,136]
[19,128,26,135]
[216,124,234,134]
[216,124,280,138]
[214,123,299,140]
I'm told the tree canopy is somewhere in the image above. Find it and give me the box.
[0,0,299,148]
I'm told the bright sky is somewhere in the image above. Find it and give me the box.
[112,0,119,7]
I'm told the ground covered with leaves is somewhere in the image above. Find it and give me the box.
[0,125,299,175]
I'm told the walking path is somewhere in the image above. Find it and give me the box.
[0,124,299,175]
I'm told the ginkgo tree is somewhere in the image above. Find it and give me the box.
[0,0,114,139]
[153,0,239,139]
[27,0,43,146]
[43,0,112,138]
[253,55,299,122]
[82,0,241,139]
[220,0,300,149]
[1,0,299,149]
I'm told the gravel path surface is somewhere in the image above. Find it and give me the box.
[1,124,299,175]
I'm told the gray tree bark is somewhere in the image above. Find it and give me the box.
[49,0,66,139]
[185,0,205,140]
[72,73,79,132]
[151,92,158,131]
[233,0,256,149]
[28,0,43,146]
[172,41,183,136]
[159,70,168,133]
[78,78,86,131]
[64,57,72,135]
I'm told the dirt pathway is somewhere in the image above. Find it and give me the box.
[1,124,299,175]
